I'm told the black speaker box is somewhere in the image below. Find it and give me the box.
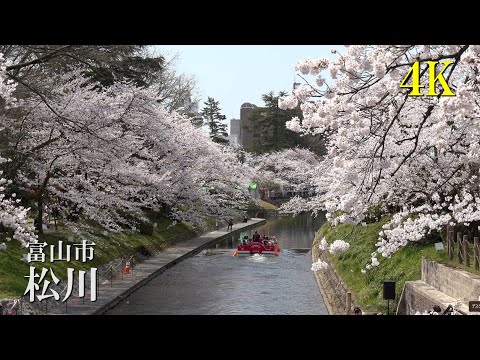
[383,280,395,300]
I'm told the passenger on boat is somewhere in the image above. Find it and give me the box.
[262,235,269,246]
[252,230,261,242]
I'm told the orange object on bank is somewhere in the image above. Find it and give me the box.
[124,261,131,274]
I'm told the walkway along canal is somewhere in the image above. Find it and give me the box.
[48,218,266,315]
[107,212,328,315]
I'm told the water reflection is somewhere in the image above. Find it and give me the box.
[216,212,327,250]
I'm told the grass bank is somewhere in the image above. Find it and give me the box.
[315,217,448,313]
[258,199,278,210]
[0,216,197,299]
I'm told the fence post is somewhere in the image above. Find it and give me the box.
[446,225,450,256]
[474,237,479,271]
[449,229,454,261]
[96,270,98,301]
[346,292,352,315]
[457,233,463,264]
[464,235,470,267]
[446,226,449,258]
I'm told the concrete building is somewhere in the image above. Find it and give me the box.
[227,134,240,146]
[229,118,241,146]
[239,102,257,149]
[228,102,261,149]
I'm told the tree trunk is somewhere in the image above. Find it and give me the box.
[37,196,44,235]
[36,170,51,235]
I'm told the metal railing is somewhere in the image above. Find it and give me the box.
[6,254,137,315]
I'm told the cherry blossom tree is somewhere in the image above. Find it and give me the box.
[0,53,36,246]
[153,52,199,113]
[0,45,163,92]
[248,148,321,199]
[280,45,480,268]
[1,68,252,237]
[0,53,16,105]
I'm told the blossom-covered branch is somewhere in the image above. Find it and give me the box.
[282,45,480,268]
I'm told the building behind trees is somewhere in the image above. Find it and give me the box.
[229,94,326,156]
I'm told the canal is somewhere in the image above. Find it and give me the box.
[107,212,328,315]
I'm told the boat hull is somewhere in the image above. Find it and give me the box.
[234,241,280,256]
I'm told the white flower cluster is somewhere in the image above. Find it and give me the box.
[311,259,329,271]
[0,174,37,246]
[312,238,350,271]
[278,95,298,110]
[328,239,351,254]
[318,237,328,250]
[0,64,35,246]
[295,57,329,76]
[0,53,16,106]
[365,255,380,270]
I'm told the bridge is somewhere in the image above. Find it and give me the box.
[268,189,317,200]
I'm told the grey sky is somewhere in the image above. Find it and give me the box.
[154,45,342,128]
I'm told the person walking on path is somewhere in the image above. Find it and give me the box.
[227,219,233,231]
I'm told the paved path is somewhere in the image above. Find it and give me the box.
[49,218,266,315]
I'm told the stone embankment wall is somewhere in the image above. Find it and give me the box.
[311,235,358,315]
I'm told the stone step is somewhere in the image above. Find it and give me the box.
[422,258,480,303]
[401,280,470,314]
